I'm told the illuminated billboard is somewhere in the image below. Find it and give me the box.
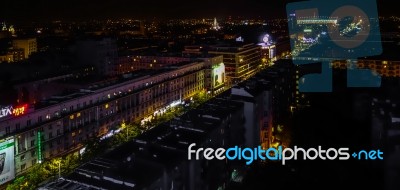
[0,137,15,185]
[212,63,225,88]
[0,104,28,119]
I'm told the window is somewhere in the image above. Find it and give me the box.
[20,155,25,161]
[27,119,31,127]
[48,125,52,130]
[38,116,42,122]
[31,150,36,157]
[31,140,35,147]
[5,126,10,134]
[21,164,26,171]
[70,106,74,112]
[49,132,53,139]
[30,130,35,137]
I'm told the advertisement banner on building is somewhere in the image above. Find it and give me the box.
[0,137,15,185]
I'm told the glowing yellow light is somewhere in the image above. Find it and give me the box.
[105,104,109,109]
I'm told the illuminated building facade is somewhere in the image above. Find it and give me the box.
[201,55,226,96]
[258,34,277,65]
[0,61,206,181]
[0,54,13,63]
[208,43,262,87]
[0,49,24,63]
[12,38,37,59]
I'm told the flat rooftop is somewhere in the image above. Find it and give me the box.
[56,96,244,189]
[34,61,202,110]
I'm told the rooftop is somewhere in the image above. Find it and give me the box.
[54,96,244,189]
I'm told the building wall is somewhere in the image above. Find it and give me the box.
[12,38,37,59]
[209,44,261,86]
[0,61,205,176]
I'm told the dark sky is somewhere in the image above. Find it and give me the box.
[0,0,397,22]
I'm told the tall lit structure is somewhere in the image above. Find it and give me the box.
[212,17,220,30]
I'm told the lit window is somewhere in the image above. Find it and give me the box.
[70,115,74,120]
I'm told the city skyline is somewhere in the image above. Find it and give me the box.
[1,0,398,23]
[0,0,399,189]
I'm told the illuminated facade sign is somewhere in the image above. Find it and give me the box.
[0,137,15,185]
[212,63,225,88]
[0,104,28,119]
[37,132,43,163]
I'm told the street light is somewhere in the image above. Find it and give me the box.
[58,161,61,179]
[55,159,61,179]
[122,121,128,141]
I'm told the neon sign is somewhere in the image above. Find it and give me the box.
[0,104,28,118]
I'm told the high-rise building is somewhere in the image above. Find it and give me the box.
[208,43,261,87]
[12,38,37,59]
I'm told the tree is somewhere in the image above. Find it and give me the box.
[62,154,79,174]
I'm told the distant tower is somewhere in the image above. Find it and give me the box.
[212,17,220,31]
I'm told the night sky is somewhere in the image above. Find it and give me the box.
[0,0,397,22]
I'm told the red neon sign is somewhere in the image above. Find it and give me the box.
[12,104,28,117]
